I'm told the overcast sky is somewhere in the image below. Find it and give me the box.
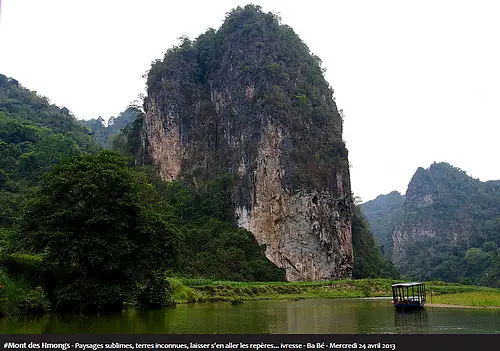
[1,0,499,202]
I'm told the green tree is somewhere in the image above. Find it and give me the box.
[17,150,178,312]
[464,248,492,277]
[79,108,139,149]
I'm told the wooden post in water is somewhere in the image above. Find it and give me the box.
[430,282,433,304]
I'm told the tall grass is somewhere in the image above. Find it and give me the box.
[166,278,196,303]
[170,277,500,306]
[432,291,500,307]
[170,278,403,303]
[180,277,400,288]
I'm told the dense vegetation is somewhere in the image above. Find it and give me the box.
[79,108,139,148]
[0,74,98,234]
[363,163,500,287]
[0,148,285,314]
[351,205,399,279]
[11,151,179,313]
[0,74,285,315]
[158,177,286,282]
[360,191,405,259]
[0,74,98,314]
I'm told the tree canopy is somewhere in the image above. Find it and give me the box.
[16,150,179,312]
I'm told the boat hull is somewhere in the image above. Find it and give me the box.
[393,303,425,310]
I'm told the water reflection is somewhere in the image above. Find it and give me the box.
[394,310,429,333]
[274,299,360,334]
[1,299,499,334]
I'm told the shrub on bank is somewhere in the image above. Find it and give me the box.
[0,270,50,316]
[134,272,175,309]
[167,278,196,303]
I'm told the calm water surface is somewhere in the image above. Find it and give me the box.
[1,299,499,334]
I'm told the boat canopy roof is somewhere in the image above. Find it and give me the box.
[391,282,424,287]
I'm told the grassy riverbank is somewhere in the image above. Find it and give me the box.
[3,278,499,316]
[168,278,393,303]
[168,278,500,307]
[431,291,500,307]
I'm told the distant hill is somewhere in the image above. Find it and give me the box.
[360,191,405,259]
[79,108,139,148]
[0,73,98,228]
[363,162,500,287]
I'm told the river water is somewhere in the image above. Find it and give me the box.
[1,298,499,334]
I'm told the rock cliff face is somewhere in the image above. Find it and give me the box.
[140,5,353,281]
[392,164,473,263]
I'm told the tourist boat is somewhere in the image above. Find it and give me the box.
[391,282,426,310]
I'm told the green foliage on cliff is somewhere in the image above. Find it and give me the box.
[351,205,399,279]
[145,4,349,194]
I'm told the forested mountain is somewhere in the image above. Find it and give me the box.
[0,70,395,315]
[79,108,139,148]
[0,4,396,315]
[363,162,500,287]
[0,74,98,229]
[360,191,405,259]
